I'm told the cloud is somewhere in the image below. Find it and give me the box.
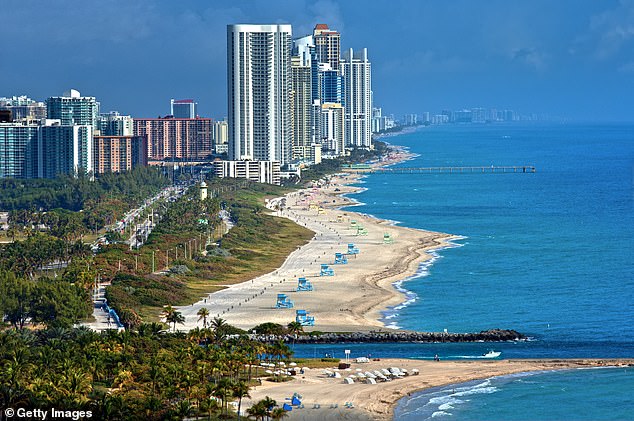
[588,0,634,59]
[511,47,547,71]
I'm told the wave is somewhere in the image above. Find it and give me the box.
[381,237,467,327]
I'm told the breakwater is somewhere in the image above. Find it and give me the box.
[253,329,526,344]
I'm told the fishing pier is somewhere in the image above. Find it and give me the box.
[344,165,536,174]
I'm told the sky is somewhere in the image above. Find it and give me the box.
[2,0,633,121]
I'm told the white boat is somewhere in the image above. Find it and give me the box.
[482,350,501,358]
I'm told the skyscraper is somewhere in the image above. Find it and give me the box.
[341,48,373,149]
[0,122,39,178]
[291,56,313,160]
[313,24,341,71]
[170,99,197,119]
[227,24,293,164]
[46,89,100,130]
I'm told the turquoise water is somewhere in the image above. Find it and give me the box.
[293,123,634,419]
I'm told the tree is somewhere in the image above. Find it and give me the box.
[232,381,251,420]
[161,305,185,332]
[271,407,289,420]
[197,307,210,328]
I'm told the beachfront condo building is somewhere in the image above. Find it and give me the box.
[98,111,133,136]
[170,99,198,119]
[0,122,39,178]
[341,48,373,149]
[46,89,100,131]
[320,103,345,157]
[291,55,313,161]
[37,120,93,178]
[227,24,293,165]
[93,135,148,174]
[0,96,46,123]
[133,117,213,161]
[313,24,341,72]
[213,119,229,155]
[213,160,281,185]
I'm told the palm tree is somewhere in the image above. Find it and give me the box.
[210,317,228,342]
[286,321,304,350]
[197,307,210,328]
[161,305,185,332]
[232,381,251,420]
[271,407,289,420]
[246,401,267,421]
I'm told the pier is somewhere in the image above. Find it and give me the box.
[346,165,536,174]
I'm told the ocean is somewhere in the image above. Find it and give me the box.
[293,123,634,419]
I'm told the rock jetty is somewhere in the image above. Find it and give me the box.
[253,329,527,344]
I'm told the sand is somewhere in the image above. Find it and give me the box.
[242,358,634,420]
[176,151,458,332]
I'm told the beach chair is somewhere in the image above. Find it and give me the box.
[347,243,360,255]
[320,264,334,276]
[296,277,314,292]
[275,293,294,309]
[334,253,348,264]
[296,310,315,326]
[383,233,394,244]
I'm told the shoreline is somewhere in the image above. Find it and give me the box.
[242,358,634,420]
[175,146,461,333]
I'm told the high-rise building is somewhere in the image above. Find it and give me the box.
[291,56,313,161]
[213,160,281,185]
[313,24,341,71]
[0,96,46,122]
[213,119,229,154]
[170,99,198,119]
[0,122,39,178]
[320,103,345,156]
[93,135,148,174]
[46,89,100,131]
[341,48,373,149]
[37,120,93,178]
[319,65,345,105]
[227,24,293,164]
[133,117,213,160]
[99,111,133,136]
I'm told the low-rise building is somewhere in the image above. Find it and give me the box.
[213,160,281,185]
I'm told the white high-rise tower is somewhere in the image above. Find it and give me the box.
[341,48,373,149]
[227,24,293,164]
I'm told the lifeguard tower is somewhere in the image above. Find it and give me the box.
[334,252,348,264]
[356,225,368,236]
[383,233,394,244]
[295,310,315,326]
[275,294,294,309]
[336,215,344,223]
[347,243,360,255]
[296,277,314,292]
[350,220,357,229]
[320,264,334,276]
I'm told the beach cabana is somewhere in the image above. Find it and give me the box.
[320,264,334,276]
[334,252,348,264]
[347,243,360,255]
[296,277,313,292]
[275,294,294,309]
[383,233,394,244]
[295,310,315,326]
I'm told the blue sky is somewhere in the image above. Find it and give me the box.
[2,0,633,121]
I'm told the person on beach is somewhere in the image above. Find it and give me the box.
[434,354,440,361]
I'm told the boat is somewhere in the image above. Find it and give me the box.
[482,350,501,358]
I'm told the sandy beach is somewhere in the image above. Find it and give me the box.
[176,150,458,332]
[242,358,634,420]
